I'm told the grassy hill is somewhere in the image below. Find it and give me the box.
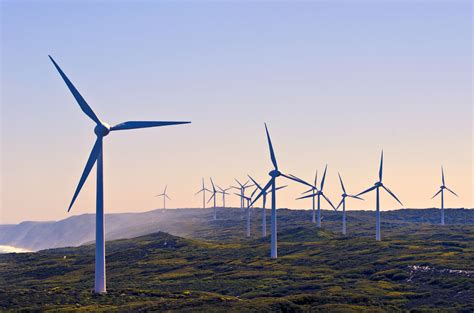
[0,209,473,311]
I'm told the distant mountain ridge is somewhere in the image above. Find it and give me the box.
[0,207,472,251]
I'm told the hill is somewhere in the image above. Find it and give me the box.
[1,207,473,251]
[0,217,473,311]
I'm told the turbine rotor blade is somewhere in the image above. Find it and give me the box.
[110,121,190,131]
[322,193,336,211]
[382,185,403,206]
[287,173,314,189]
[264,123,278,170]
[431,189,442,199]
[336,198,344,210]
[275,185,288,191]
[248,175,262,191]
[250,179,272,206]
[379,150,384,182]
[49,56,101,125]
[296,193,317,200]
[441,166,445,186]
[68,138,101,212]
[356,185,377,197]
[348,195,364,201]
[320,165,328,191]
[338,172,346,194]
[445,187,458,197]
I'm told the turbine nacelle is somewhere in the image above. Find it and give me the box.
[269,169,281,178]
[94,123,110,137]
[374,181,383,187]
[440,185,446,189]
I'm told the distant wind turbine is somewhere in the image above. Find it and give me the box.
[250,123,304,259]
[432,167,458,225]
[248,175,287,237]
[49,55,190,293]
[293,165,337,227]
[356,151,403,241]
[195,178,211,209]
[208,178,218,220]
[217,185,232,208]
[232,179,254,209]
[335,173,363,235]
[155,185,171,209]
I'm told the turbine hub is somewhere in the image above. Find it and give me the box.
[375,182,383,187]
[342,193,347,197]
[269,169,281,178]
[440,185,445,189]
[94,123,110,137]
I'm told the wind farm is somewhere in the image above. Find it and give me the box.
[1,1,472,311]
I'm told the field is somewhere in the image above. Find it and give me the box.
[0,208,473,311]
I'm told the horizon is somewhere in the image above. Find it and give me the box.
[1,1,473,224]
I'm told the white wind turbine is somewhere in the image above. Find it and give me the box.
[235,193,252,237]
[155,185,171,209]
[217,185,232,208]
[195,178,211,209]
[231,179,254,209]
[356,151,403,241]
[432,167,458,225]
[207,178,218,220]
[335,173,363,235]
[49,56,190,293]
[250,124,304,259]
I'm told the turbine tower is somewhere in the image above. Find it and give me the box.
[195,178,210,209]
[235,193,252,237]
[250,123,303,259]
[155,185,171,209]
[356,151,403,241]
[432,167,458,225]
[248,175,287,237]
[335,173,363,235]
[207,178,218,220]
[293,165,336,227]
[49,56,190,293]
[217,185,232,208]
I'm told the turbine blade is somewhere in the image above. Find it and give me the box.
[210,177,216,191]
[68,138,101,211]
[296,193,317,200]
[207,193,215,204]
[382,185,403,206]
[320,165,328,191]
[250,179,272,206]
[356,185,377,197]
[301,188,314,195]
[264,123,278,170]
[379,150,384,182]
[164,185,167,194]
[195,189,203,195]
[322,193,336,211]
[110,121,190,131]
[234,178,244,188]
[275,185,288,191]
[166,195,171,200]
[247,175,263,191]
[287,173,314,189]
[314,170,318,187]
[348,195,364,201]
[431,189,441,199]
[336,198,343,210]
[338,172,346,194]
[441,166,445,186]
[445,187,458,197]
[49,56,101,125]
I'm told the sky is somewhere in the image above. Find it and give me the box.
[1,0,472,224]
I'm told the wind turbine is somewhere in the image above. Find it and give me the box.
[232,179,254,209]
[49,56,190,294]
[432,167,458,225]
[335,173,363,235]
[356,151,403,241]
[217,185,232,208]
[250,123,303,259]
[235,193,252,237]
[248,175,287,237]
[155,185,171,209]
[195,178,211,209]
[293,165,337,227]
[207,178,218,220]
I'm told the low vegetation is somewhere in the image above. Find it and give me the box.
[0,208,473,311]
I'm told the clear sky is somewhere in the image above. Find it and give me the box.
[1,0,472,224]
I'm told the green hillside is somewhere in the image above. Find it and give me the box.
[0,209,473,311]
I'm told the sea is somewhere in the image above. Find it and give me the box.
[0,245,31,254]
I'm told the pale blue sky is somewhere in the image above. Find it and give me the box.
[1,0,472,223]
